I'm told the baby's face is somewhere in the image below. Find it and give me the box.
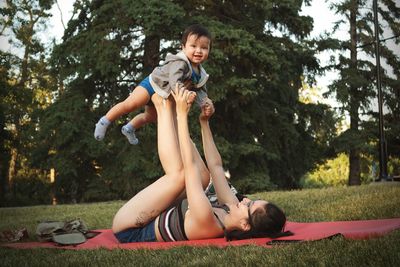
[182,34,210,66]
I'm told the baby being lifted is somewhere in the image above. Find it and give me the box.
[94,24,214,145]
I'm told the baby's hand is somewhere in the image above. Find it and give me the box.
[203,98,215,116]
[182,79,193,91]
[200,98,215,120]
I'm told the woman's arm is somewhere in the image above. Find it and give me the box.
[172,88,215,224]
[199,105,238,205]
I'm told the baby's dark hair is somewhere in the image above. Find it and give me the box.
[181,24,212,46]
[226,202,293,241]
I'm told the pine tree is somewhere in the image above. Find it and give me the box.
[326,0,400,185]
[36,0,338,202]
[175,0,337,189]
[37,0,187,202]
[0,0,55,202]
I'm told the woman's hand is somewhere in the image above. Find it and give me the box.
[171,83,196,116]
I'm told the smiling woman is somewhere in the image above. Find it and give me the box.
[222,199,290,241]
[111,86,292,243]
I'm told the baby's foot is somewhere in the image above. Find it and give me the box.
[121,124,139,145]
[94,117,110,141]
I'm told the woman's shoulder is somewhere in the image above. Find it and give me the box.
[184,208,224,240]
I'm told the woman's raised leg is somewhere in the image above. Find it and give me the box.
[112,95,186,233]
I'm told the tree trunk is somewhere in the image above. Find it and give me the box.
[143,34,160,76]
[348,0,361,186]
[8,148,18,195]
[0,117,8,201]
[20,46,30,86]
[0,155,9,202]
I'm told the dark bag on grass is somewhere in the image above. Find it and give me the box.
[36,219,98,246]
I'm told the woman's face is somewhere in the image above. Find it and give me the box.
[228,198,268,225]
[245,198,268,216]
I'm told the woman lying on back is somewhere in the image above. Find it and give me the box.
[112,86,291,242]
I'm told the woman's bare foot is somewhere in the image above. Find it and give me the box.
[151,93,173,109]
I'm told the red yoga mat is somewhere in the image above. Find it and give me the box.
[2,218,400,250]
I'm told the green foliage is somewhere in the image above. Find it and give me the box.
[388,157,400,179]
[0,0,57,204]
[33,0,339,202]
[326,0,400,184]
[301,153,349,188]
[32,87,115,203]
[0,52,13,201]
[3,0,342,204]
[300,151,381,189]
[301,151,382,188]
[2,175,52,207]
[185,1,336,189]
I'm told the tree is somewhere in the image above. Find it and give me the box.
[0,52,14,202]
[34,0,187,202]
[175,0,337,189]
[326,0,400,185]
[33,0,338,203]
[0,0,55,202]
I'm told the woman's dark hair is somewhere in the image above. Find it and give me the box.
[181,24,212,46]
[226,202,293,241]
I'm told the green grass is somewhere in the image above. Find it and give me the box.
[1,183,400,266]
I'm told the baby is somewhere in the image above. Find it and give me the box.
[94,24,214,144]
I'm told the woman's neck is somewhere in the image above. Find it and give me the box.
[213,207,236,232]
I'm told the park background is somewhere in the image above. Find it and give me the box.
[0,0,399,206]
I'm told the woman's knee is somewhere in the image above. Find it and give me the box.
[169,169,185,187]
[112,208,126,233]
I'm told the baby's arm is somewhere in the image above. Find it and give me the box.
[168,61,190,92]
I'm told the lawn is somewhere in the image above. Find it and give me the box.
[1,183,400,266]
